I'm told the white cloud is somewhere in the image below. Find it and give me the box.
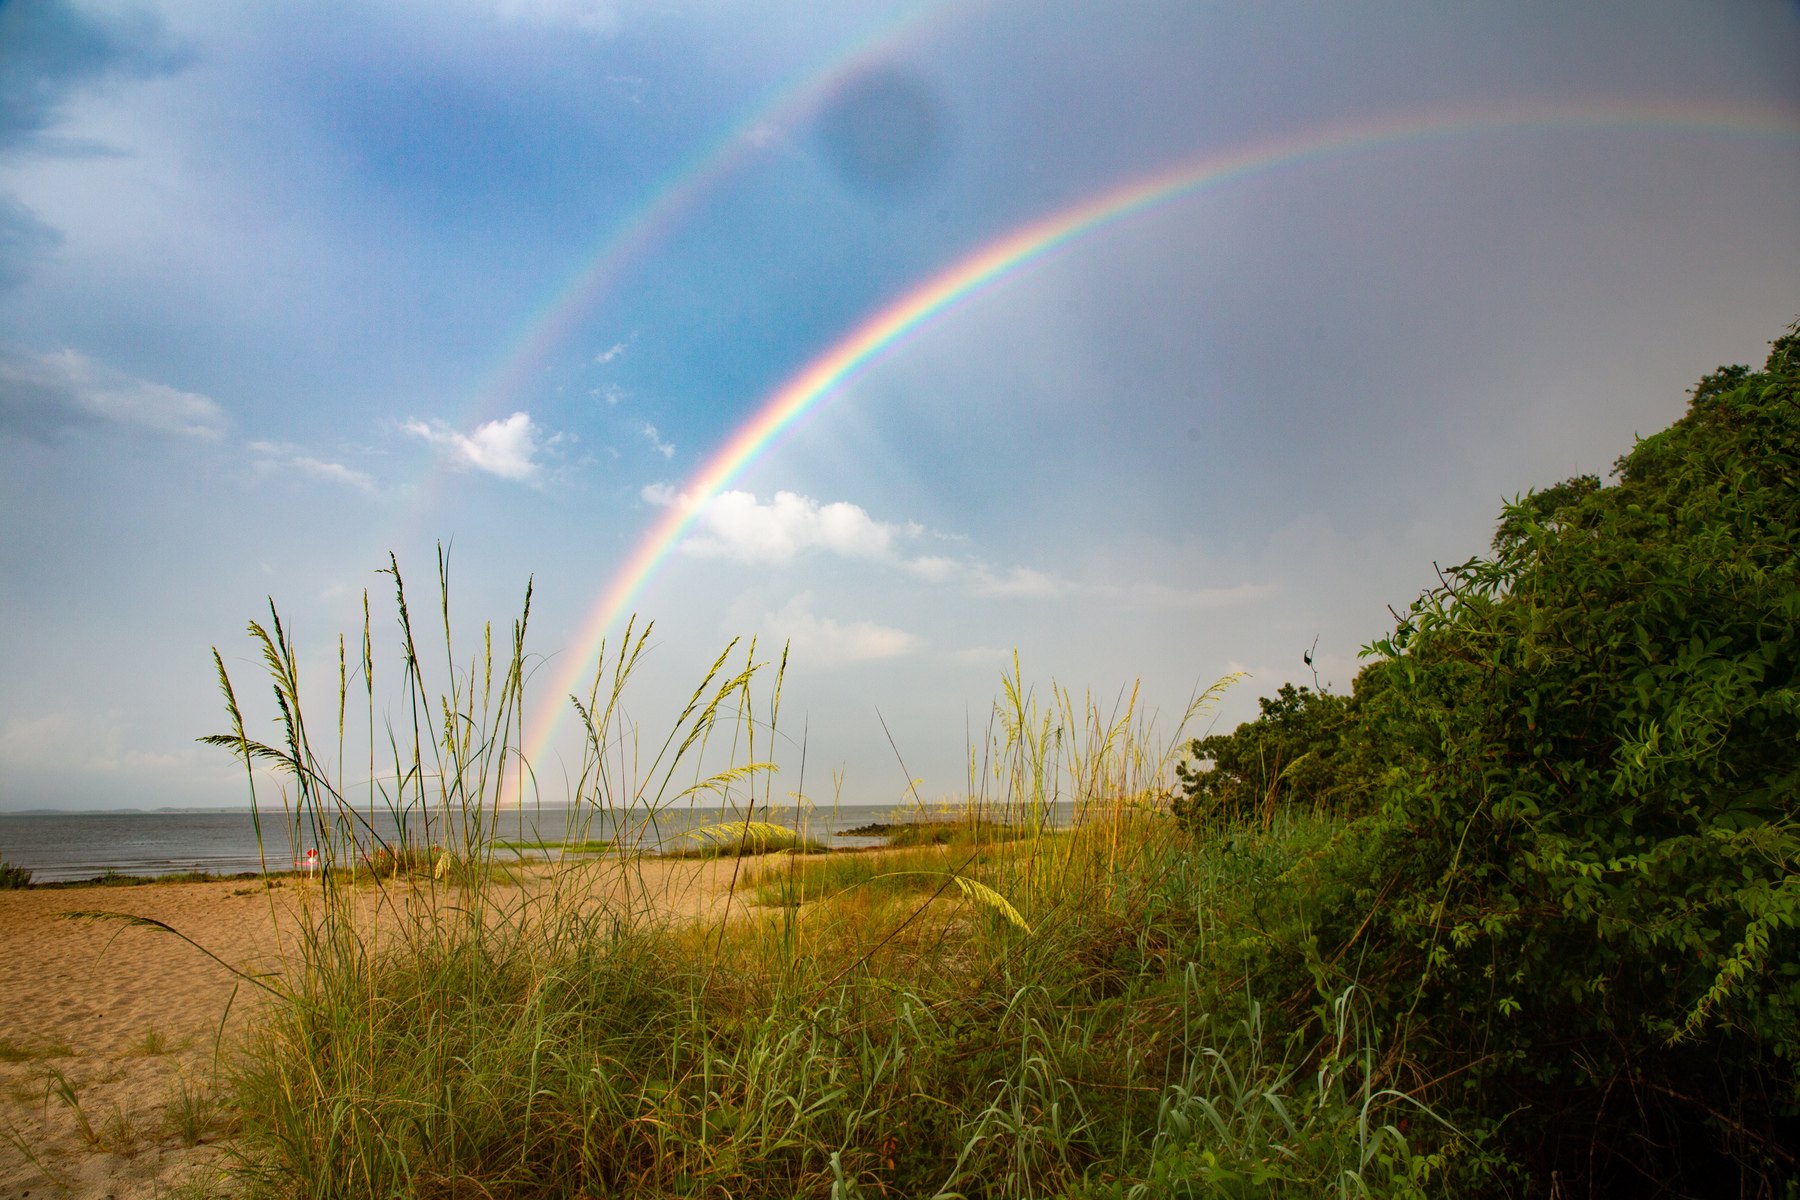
[406,411,554,483]
[904,556,959,583]
[1101,581,1279,609]
[640,423,674,459]
[682,490,901,565]
[640,481,686,508]
[492,0,620,35]
[595,342,627,363]
[757,594,918,666]
[0,711,186,774]
[744,122,788,151]
[0,348,226,440]
[972,565,1065,598]
[652,487,1262,614]
[293,457,376,490]
[249,441,377,493]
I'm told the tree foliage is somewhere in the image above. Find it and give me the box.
[1174,682,1363,822]
[1182,321,1800,1194]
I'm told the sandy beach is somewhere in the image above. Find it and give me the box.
[0,856,768,1199]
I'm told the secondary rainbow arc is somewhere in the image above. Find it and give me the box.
[370,0,963,553]
[523,97,1800,768]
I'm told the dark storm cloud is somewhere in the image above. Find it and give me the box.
[0,0,185,289]
[0,349,225,442]
[816,67,947,194]
[0,190,60,288]
[0,0,186,145]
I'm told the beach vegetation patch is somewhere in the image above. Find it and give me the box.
[0,1039,74,1062]
[157,325,1800,1199]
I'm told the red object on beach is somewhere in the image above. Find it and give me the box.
[298,847,320,872]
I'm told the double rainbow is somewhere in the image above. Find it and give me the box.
[523,97,1800,765]
[379,0,962,544]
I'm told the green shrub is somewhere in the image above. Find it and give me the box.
[885,817,1026,847]
[1174,681,1381,824]
[1332,321,1800,1193]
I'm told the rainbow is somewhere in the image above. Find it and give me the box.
[523,97,1800,765]
[379,0,964,546]
[453,0,957,422]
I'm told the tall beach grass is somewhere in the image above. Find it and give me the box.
[184,555,1465,1198]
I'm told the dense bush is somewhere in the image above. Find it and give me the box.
[1173,670,1404,824]
[1183,322,1800,1196]
[1174,682,1359,823]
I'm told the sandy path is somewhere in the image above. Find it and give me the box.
[0,855,767,1199]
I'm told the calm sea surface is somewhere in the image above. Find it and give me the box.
[0,803,1077,883]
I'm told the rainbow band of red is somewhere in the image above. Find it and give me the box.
[523,98,1800,766]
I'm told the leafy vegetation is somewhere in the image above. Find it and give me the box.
[1175,319,1800,1194]
[1174,681,1375,823]
[884,816,1028,847]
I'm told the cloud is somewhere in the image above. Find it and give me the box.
[0,0,187,147]
[606,76,646,105]
[0,710,186,774]
[1103,581,1280,609]
[640,423,674,459]
[0,2,186,291]
[680,490,904,565]
[249,441,377,493]
[973,565,1065,598]
[405,411,556,483]
[594,342,627,364]
[640,481,682,508]
[757,594,918,666]
[647,487,1271,613]
[0,348,226,440]
[903,555,959,583]
[491,0,620,36]
[0,192,62,289]
[948,645,1009,666]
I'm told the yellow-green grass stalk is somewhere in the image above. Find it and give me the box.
[132,558,1471,1200]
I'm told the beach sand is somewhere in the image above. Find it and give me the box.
[0,855,769,1199]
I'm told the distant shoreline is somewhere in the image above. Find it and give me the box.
[1,807,259,815]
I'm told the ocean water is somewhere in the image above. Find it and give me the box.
[0,802,1077,884]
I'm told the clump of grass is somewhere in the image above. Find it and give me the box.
[353,844,436,881]
[98,1100,140,1155]
[495,838,613,853]
[37,868,240,889]
[743,839,1025,908]
[0,1039,74,1062]
[662,821,828,859]
[882,816,1026,847]
[42,1067,100,1148]
[0,856,32,889]
[162,1079,228,1147]
[128,1029,171,1057]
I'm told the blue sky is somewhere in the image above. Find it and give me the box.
[2,0,1798,811]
